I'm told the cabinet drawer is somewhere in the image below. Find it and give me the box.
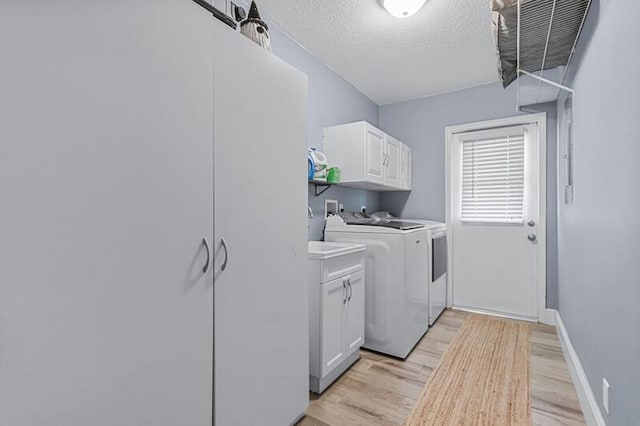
[320,252,364,284]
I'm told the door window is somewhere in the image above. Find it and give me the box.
[460,131,525,224]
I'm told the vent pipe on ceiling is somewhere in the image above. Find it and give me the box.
[492,0,592,109]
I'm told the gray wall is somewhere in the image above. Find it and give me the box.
[264,15,381,241]
[377,83,559,309]
[556,0,640,423]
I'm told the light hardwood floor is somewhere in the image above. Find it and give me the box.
[298,309,584,426]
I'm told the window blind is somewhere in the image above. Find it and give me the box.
[461,132,525,223]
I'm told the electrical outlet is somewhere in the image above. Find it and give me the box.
[603,378,610,415]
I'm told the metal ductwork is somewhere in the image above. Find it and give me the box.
[492,0,592,104]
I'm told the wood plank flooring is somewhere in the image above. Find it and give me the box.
[298,309,584,426]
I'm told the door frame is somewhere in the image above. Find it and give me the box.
[445,113,547,323]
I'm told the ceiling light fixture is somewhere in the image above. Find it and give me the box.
[379,0,428,18]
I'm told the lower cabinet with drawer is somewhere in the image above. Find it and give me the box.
[308,243,366,393]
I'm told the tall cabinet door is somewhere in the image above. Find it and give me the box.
[365,125,386,185]
[213,19,309,426]
[0,2,214,425]
[345,271,365,354]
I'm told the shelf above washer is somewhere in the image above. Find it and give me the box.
[308,180,337,197]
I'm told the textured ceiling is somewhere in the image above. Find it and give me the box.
[256,0,501,105]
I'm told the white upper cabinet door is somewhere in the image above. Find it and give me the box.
[344,271,365,355]
[365,125,386,185]
[384,135,401,188]
[401,144,413,190]
[0,1,213,425]
[321,279,347,377]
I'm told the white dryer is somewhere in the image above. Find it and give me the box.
[324,214,429,359]
[372,213,447,326]
[427,226,447,325]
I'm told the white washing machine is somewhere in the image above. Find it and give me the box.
[373,213,447,326]
[324,214,429,359]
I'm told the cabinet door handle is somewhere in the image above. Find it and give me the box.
[342,280,347,304]
[347,279,352,302]
[202,237,211,274]
[220,237,229,271]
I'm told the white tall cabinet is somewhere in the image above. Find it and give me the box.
[0,2,308,426]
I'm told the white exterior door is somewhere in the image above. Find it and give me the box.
[344,271,365,354]
[384,136,401,187]
[450,122,542,320]
[365,126,385,185]
[321,279,347,376]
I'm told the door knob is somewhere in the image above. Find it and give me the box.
[528,220,536,227]
[527,234,537,242]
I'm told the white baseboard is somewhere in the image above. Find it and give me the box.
[555,311,606,426]
[543,308,557,326]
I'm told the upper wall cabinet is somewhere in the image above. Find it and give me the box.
[323,121,412,191]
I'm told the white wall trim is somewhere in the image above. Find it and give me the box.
[555,310,606,426]
[444,113,547,322]
[543,308,557,326]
